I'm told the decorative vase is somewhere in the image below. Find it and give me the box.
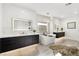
[61,28,63,32]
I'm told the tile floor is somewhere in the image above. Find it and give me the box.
[33,39,79,56]
[36,44,54,56]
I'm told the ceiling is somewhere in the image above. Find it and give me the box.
[14,3,79,19]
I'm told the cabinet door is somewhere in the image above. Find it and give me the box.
[1,35,39,53]
[1,36,33,52]
[0,38,1,53]
[32,35,39,44]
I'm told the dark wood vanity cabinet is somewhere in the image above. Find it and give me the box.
[53,32,65,38]
[0,35,39,53]
[0,39,1,52]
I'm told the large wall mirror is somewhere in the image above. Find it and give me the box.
[12,18,32,32]
[37,22,49,34]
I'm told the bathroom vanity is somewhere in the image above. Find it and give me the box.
[0,34,39,55]
[53,32,65,38]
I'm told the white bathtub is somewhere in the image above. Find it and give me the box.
[39,35,55,45]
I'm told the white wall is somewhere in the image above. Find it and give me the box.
[49,17,54,33]
[36,15,62,33]
[36,15,50,33]
[62,18,79,41]
[2,4,38,36]
[36,14,54,34]
[0,4,2,36]
[53,17,62,32]
[1,3,61,36]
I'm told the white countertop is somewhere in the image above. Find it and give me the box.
[0,33,39,38]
